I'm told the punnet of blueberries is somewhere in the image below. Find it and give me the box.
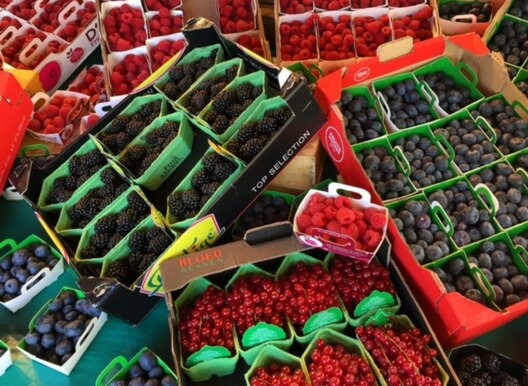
[417,71,476,114]
[23,289,102,366]
[439,1,492,22]
[487,18,528,67]
[0,242,60,303]
[108,349,178,386]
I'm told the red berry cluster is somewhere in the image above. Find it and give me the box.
[103,4,147,52]
[351,0,385,8]
[85,114,100,130]
[318,15,355,61]
[149,39,185,72]
[279,16,318,61]
[28,95,81,134]
[279,0,314,14]
[1,28,46,69]
[392,6,434,42]
[0,15,22,33]
[389,0,424,6]
[9,0,36,20]
[57,1,96,42]
[29,40,67,69]
[110,53,151,96]
[354,15,392,57]
[279,261,340,332]
[217,0,255,34]
[250,363,309,386]
[227,274,285,336]
[357,325,442,386]
[296,193,387,252]
[178,285,235,358]
[236,34,265,57]
[31,0,72,33]
[68,66,105,105]
[314,0,348,10]
[308,339,377,386]
[148,7,183,37]
[144,0,182,11]
[329,255,395,313]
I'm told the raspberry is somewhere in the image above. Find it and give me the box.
[159,6,171,17]
[309,202,326,214]
[43,105,60,118]
[327,220,341,233]
[296,214,312,231]
[336,207,356,225]
[369,212,387,230]
[335,196,352,209]
[363,229,381,249]
[236,7,248,19]
[381,26,392,36]
[409,19,421,30]
[344,223,359,239]
[116,38,133,51]
[366,21,380,34]
[110,70,125,85]
[324,206,337,220]
[235,19,249,32]
[157,40,171,53]
[355,219,367,235]
[28,119,42,132]
[311,212,327,228]
[52,116,65,128]
[120,12,133,24]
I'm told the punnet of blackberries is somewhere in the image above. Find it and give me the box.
[467,162,528,229]
[439,1,492,22]
[430,257,488,305]
[232,193,291,237]
[487,19,528,67]
[453,351,528,386]
[23,289,102,366]
[108,350,177,386]
[417,71,476,114]
[226,105,292,163]
[80,192,150,260]
[46,150,107,205]
[390,199,453,264]
[433,117,500,173]
[119,120,180,178]
[337,92,385,145]
[97,99,162,154]
[182,63,240,115]
[470,98,528,156]
[428,180,497,247]
[167,152,237,222]
[378,79,436,130]
[66,168,129,229]
[0,243,60,303]
[466,240,528,308]
[355,145,413,201]
[104,226,173,286]
[162,49,218,101]
[203,81,264,135]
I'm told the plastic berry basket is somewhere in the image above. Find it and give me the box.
[95,347,178,386]
[37,138,106,212]
[484,15,528,69]
[274,251,348,345]
[195,70,270,144]
[438,0,493,36]
[0,235,65,312]
[301,328,385,385]
[17,287,108,375]
[323,253,402,327]
[0,340,12,377]
[114,111,194,191]
[154,43,225,101]
[174,57,246,115]
[225,263,295,365]
[165,147,244,230]
[174,277,240,382]
[55,165,129,237]
[244,345,309,386]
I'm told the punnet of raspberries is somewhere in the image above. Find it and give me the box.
[67,66,106,106]
[149,38,186,72]
[351,0,385,8]
[279,15,319,62]
[354,15,392,57]
[144,0,182,10]
[296,192,387,252]
[103,4,147,52]
[28,94,84,135]
[9,0,37,20]
[217,0,256,34]
[318,15,355,61]
[235,34,265,57]
[314,0,349,10]
[147,7,183,37]
[279,0,314,14]
[392,6,435,42]
[110,53,151,96]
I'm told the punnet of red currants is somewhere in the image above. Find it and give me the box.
[249,362,310,386]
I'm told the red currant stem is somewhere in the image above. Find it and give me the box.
[409,334,432,358]
[302,288,313,316]
[379,328,421,376]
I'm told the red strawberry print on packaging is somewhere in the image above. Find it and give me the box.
[354,13,392,57]
[279,0,314,14]
[279,14,319,62]
[318,14,355,61]
[392,5,434,42]
[217,0,255,34]
[294,183,388,262]
[103,3,147,52]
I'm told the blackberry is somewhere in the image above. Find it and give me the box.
[212,161,236,181]
[138,152,159,176]
[81,151,106,168]
[137,253,158,273]
[139,100,161,119]
[226,103,244,118]
[128,230,146,252]
[68,155,88,176]
[67,206,84,225]
[127,192,149,215]
[80,245,98,259]
[200,195,210,207]
[200,181,222,197]
[76,196,103,220]
[105,259,132,284]
[492,371,520,386]
[460,354,483,375]
[116,209,139,235]
[236,122,259,142]
[203,110,219,124]
[468,376,488,386]
[168,65,185,82]
[164,81,180,100]
[225,65,238,81]
[482,354,501,374]
[47,186,71,204]
[252,86,263,99]
[177,74,194,92]
[183,208,199,220]
[235,83,253,102]
[210,81,227,96]
[267,107,292,126]
[108,116,129,134]
[212,90,235,111]
[191,169,211,189]
[168,191,186,218]
[182,188,202,210]
[90,233,111,253]
[189,89,209,113]
[107,233,122,250]
[128,252,144,271]
[113,132,130,153]
[94,215,117,233]
[126,119,146,138]
[257,116,279,136]
[121,145,147,166]
[211,114,230,134]
[198,79,215,93]
[202,152,223,172]
[100,168,120,185]
[145,122,178,146]
[148,235,171,255]
[239,137,268,162]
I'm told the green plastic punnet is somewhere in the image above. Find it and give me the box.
[485,15,528,68]
[275,252,347,344]
[195,70,270,144]
[95,347,178,386]
[244,345,309,386]
[174,277,240,382]
[225,264,294,365]
[165,148,244,230]
[115,111,194,191]
[0,235,65,313]
[174,57,245,115]
[17,287,108,376]
[55,165,129,237]
[37,138,105,212]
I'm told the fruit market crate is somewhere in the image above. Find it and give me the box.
[0,235,65,312]
[0,340,12,377]
[17,287,108,375]
[96,347,178,386]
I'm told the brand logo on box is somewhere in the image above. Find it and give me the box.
[178,249,223,270]
[324,126,344,163]
[354,67,370,82]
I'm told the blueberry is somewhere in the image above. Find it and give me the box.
[0,283,4,298]
[41,333,56,349]
[4,278,20,295]
[504,293,521,306]
[25,343,44,356]
[148,366,165,380]
[425,244,443,262]
[481,268,494,283]
[64,310,80,321]
[25,332,41,346]
[0,258,12,270]
[160,376,177,386]
[464,288,484,304]
[493,267,509,280]
[498,278,514,294]
[64,319,85,338]
[15,269,29,284]
[27,261,44,275]
[129,363,147,379]
[60,290,77,306]
[491,250,508,267]
[11,249,30,266]
[478,253,493,269]
[446,258,465,276]
[139,350,158,372]
[55,320,67,334]
[33,244,51,259]
[453,230,472,246]
[61,353,73,365]
[145,380,161,386]
[455,275,474,292]
[129,378,146,386]
[35,314,55,334]
[512,275,528,292]
[48,299,64,312]
[109,381,127,386]
[55,339,73,356]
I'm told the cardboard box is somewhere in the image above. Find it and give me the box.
[314,33,528,347]
[159,228,457,385]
